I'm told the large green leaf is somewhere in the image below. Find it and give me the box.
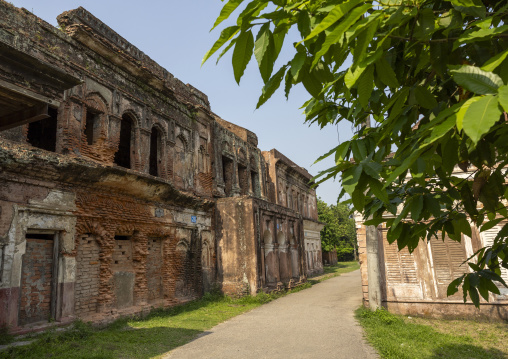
[232,30,254,84]
[254,23,275,83]
[456,97,482,131]
[498,85,508,112]
[256,65,287,108]
[454,25,508,50]
[414,86,438,109]
[376,57,399,89]
[203,26,240,65]
[357,65,374,109]
[450,65,504,95]
[312,4,372,67]
[481,49,508,72]
[303,0,362,41]
[211,0,244,31]
[290,51,306,80]
[462,94,502,144]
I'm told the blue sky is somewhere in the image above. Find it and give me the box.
[9,0,354,204]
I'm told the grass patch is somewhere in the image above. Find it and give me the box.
[0,287,308,359]
[308,261,360,284]
[1,262,358,358]
[356,306,508,359]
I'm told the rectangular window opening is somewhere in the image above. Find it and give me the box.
[85,109,100,146]
[27,107,58,152]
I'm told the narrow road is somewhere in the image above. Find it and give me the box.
[165,270,379,359]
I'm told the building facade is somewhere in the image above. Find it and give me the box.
[0,3,323,332]
[356,169,508,320]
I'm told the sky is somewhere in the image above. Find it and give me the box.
[8,0,354,204]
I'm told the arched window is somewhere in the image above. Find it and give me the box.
[114,114,133,169]
[149,126,162,176]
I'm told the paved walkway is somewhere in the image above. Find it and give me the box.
[165,270,379,359]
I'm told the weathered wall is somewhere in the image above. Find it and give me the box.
[303,220,324,276]
[356,216,508,320]
[0,1,324,332]
[216,197,307,296]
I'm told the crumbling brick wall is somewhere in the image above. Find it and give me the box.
[74,234,101,317]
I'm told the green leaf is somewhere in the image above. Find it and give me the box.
[384,148,424,187]
[232,30,254,84]
[351,187,365,211]
[456,97,482,132]
[290,51,307,80]
[411,195,424,221]
[421,115,456,146]
[345,64,366,89]
[498,85,508,112]
[352,19,378,65]
[303,0,362,41]
[469,286,480,307]
[312,4,372,66]
[414,86,438,109]
[447,276,464,297]
[376,57,399,89]
[480,218,504,232]
[481,49,508,72]
[462,95,502,144]
[342,165,362,195]
[454,25,508,50]
[335,141,351,165]
[202,26,240,65]
[254,23,275,83]
[358,66,374,109]
[450,65,504,95]
[256,65,287,108]
[211,0,244,31]
[368,177,388,204]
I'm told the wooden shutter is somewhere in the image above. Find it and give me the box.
[384,239,418,284]
[480,224,508,293]
[430,234,468,298]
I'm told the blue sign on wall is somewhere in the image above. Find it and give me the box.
[191,215,197,223]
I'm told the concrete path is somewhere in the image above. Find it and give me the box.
[165,270,379,359]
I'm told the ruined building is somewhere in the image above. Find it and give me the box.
[0,3,323,332]
[356,168,508,320]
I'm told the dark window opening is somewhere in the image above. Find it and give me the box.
[85,108,100,145]
[251,171,259,197]
[114,235,130,241]
[114,115,132,169]
[27,107,58,152]
[222,156,234,196]
[149,127,161,176]
[25,233,54,240]
[238,164,248,195]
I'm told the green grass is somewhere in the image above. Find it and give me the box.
[356,306,508,359]
[308,261,360,284]
[0,262,358,358]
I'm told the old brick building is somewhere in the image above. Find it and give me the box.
[356,168,508,320]
[0,3,323,332]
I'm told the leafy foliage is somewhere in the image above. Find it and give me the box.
[317,198,357,260]
[206,0,508,307]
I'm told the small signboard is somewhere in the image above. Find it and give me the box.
[277,224,280,230]
[191,215,197,223]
